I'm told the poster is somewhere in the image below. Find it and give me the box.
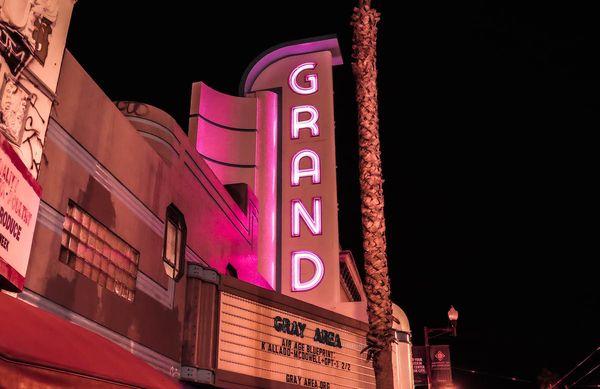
[0,0,75,177]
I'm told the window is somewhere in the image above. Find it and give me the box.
[340,261,361,302]
[60,201,139,301]
[395,330,411,344]
[226,263,238,278]
[163,204,186,280]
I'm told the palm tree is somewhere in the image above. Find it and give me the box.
[351,0,394,387]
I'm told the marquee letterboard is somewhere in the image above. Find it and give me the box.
[217,292,375,388]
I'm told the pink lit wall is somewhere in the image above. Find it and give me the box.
[191,38,345,310]
[189,83,278,290]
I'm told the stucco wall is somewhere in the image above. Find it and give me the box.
[25,50,263,362]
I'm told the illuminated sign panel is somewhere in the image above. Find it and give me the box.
[0,134,41,291]
[289,62,325,292]
[248,49,341,307]
[0,0,73,291]
[217,292,375,388]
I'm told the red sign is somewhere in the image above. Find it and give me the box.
[430,345,453,387]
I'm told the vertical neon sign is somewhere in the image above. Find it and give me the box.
[243,38,342,307]
[288,63,324,292]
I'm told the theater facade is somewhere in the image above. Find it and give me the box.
[0,4,414,388]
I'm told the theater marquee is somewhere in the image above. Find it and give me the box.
[181,37,379,389]
[217,292,375,388]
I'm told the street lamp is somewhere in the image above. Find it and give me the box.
[424,306,460,389]
[448,305,459,336]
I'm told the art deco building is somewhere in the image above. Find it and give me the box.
[0,3,413,387]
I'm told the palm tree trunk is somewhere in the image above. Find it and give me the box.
[351,1,395,387]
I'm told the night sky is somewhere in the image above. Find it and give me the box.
[66,2,598,388]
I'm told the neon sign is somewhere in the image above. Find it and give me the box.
[291,105,320,138]
[288,62,318,95]
[291,197,322,237]
[288,63,325,292]
[291,250,324,292]
[291,149,321,186]
[242,38,342,306]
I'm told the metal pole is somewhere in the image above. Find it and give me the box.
[424,327,432,389]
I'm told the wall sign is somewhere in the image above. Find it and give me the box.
[218,292,375,388]
[287,62,325,292]
[245,39,342,308]
[0,0,75,177]
[0,133,41,291]
[411,345,428,386]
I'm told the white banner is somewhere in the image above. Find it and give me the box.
[0,134,41,291]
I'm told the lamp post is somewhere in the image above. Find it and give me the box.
[424,306,459,389]
[448,306,459,336]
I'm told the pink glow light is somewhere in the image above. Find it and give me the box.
[291,149,321,186]
[288,62,318,95]
[255,91,279,290]
[291,105,319,139]
[291,197,322,237]
[241,36,342,95]
[291,250,324,292]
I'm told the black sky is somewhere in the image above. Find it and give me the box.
[66,2,599,388]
